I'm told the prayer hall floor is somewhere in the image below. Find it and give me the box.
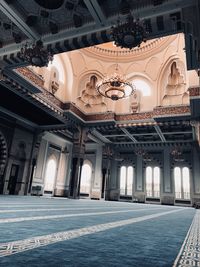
[0,196,198,267]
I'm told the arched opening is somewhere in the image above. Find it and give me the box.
[120,165,133,198]
[146,166,160,198]
[80,161,92,197]
[44,158,57,195]
[174,166,190,200]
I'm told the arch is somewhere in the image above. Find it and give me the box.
[157,57,187,106]
[174,166,190,199]
[47,55,65,83]
[44,156,57,194]
[120,165,133,196]
[76,71,107,112]
[146,166,160,197]
[80,160,92,196]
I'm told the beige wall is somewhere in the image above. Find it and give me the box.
[32,33,197,114]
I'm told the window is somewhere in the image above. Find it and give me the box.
[174,167,190,199]
[80,162,92,195]
[146,166,160,197]
[120,166,133,196]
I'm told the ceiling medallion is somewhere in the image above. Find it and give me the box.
[96,64,135,101]
[20,40,53,67]
[111,13,148,50]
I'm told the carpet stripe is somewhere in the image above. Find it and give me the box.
[173,210,200,267]
[0,209,182,257]
[0,206,143,213]
[0,208,161,223]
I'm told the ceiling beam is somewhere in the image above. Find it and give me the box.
[121,128,138,143]
[163,130,192,135]
[91,129,112,144]
[114,140,193,145]
[0,0,197,57]
[88,132,104,145]
[104,134,126,137]
[140,0,197,19]
[83,0,106,26]
[154,125,166,142]
[0,0,39,40]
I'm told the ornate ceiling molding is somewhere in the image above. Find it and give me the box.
[82,35,178,62]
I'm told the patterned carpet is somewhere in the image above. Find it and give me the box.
[0,196,198,267]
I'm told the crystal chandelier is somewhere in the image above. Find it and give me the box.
[111,13,148,50]
[20,40,53,67]
[96,65,135,101]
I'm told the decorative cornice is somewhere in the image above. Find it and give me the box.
[188,86,200,97]
[15,67,44,89]
[14,67,63,110]
[3,66,191,126]
[64,103,191,123]
[82,35,178,62]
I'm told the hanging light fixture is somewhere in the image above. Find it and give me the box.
[96,51,135,101]
[96,70,135,101]
[135,148,152,162]
[171,146,184,162]
[111,13,148,50]
[19,40,53,67]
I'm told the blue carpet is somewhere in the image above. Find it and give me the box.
[0,196,196,267]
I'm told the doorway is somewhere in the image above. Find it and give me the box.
[8,164,19,195]
[44,158,57,195]
[80,161,92,197]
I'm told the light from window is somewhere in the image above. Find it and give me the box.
[120,166,126,196]
[146,166,160,197]
[80,163,92,195]
[120,166,133,196]
[183,167,190,199]
[127,166,133,195]
[44,158,57,193]
[174,167,181,199]
[132,80,151,96]
[154,167,160,197]
[47,56,64,83]
[174,167,190,200]
[146,166,152,197]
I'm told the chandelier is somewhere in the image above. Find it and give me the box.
[171,146,184,162]
[111,13,148,50]
[20,40,53,67]
[96,66,135,101]
[135,149,152,162]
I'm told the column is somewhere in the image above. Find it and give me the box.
[69,128,87,199]
[163,146,171,193]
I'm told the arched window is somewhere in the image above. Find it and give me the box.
[132,80,151,96]
[44,158,57,194]
[146,166,160,197]
[120,166,133,196]
[80,162,92,196]
[174,167,190,199]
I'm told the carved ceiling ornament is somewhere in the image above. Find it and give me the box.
[129,90,140,113]
[77,74,107,112]
[161,59,189,106]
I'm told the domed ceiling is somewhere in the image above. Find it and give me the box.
[83,35,177,62]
